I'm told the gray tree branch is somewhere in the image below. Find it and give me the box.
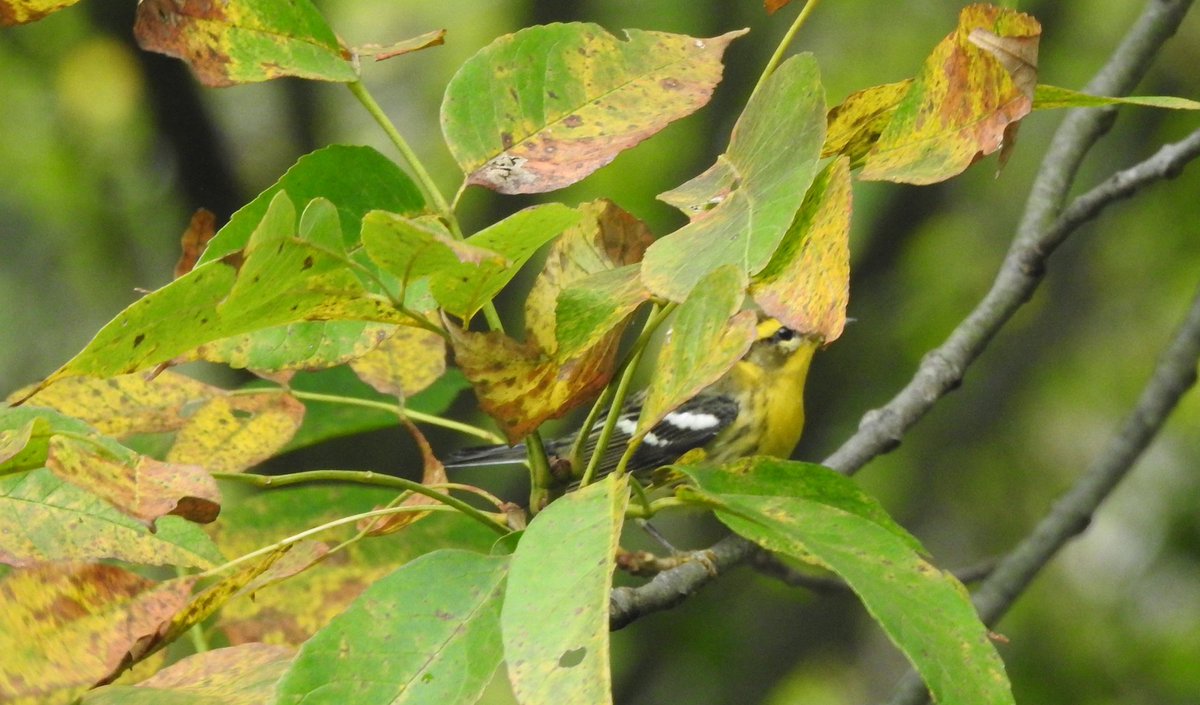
[885,274,1200,705]
[609,0,1197,631]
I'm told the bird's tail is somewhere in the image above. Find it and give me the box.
[443,443,528,469]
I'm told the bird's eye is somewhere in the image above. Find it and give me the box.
[774,327,796,342]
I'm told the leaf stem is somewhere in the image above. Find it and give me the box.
[197,503,470,579]
[579,303,675,487]
[525,430,555,512]
[211,469,510,535]
[347,80,453,220]
[751,0,823,99]
[231,387,504,443]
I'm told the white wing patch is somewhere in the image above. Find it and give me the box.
[662,411,722,431]
[615,417,639,436]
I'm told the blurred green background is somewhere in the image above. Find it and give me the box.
[2,1,1199,703]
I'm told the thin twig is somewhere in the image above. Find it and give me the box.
[886,276,1200,705]
[608,0,1197,630]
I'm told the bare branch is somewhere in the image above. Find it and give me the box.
[885,276,1200,705]
[609,0,1197,631]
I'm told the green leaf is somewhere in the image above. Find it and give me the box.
[82,644,294,705]
[502,473,628,705]
[638,265,756,436]
[361,211,506,313]
[641,53,827,301]
[275,550,508,705]
[0,468,223,568]
[526,199,653,356]
[1033,84,1200,111]
[442,23,746,194]
[436,204,583,319]
[555,264,651,360]
[184,321,399,374]
[36,194,408,389]
[680,458,924,553]
[200,146,423,265]
[276,367,469,453]
[0,406,124,476]
[133,0,356,87]
[183,145,423,374]
[683,458,1014,705]
[210,484,497,647]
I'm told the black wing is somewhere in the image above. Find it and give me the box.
[557,392,739,480]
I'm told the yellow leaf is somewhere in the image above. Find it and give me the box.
[167,393,304,473]
[348,325,446,398]
[751,156,852,343]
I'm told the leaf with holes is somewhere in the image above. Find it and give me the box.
[503,473,627,705]
[133,0,356,86]
[442,22,746,194]
[641,53,826,301]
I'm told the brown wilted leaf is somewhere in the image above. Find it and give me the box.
[356,28,446,62]
[175,208,217,279]
[0,564,194,701]
[361,420,449,536]
[46,436,220,526]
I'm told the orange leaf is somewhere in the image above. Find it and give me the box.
[859,4,1041,184]
[764,0,793,14]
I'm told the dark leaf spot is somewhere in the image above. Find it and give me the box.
[501,132,514,149]
[563,114,583,128]
[558,647,586,667]
[302,255,314,270]
[133,334,146,348]
[661,78,681,90]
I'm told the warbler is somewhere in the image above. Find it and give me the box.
[447,316,820,484]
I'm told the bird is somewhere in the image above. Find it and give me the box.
[445,316,820,486]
